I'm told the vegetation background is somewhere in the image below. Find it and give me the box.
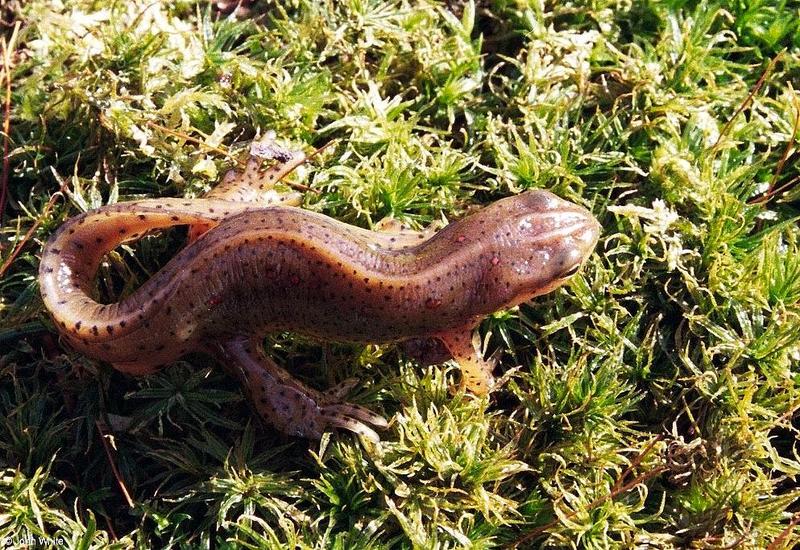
[1,0,799,547]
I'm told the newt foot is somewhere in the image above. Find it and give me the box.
[322,377,360,401]
[252,379,387,441]
[216,338,387,441]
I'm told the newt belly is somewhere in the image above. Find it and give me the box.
[39,147,600,440]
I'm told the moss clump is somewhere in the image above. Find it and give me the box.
[1,0,799,547]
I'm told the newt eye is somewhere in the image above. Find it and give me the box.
[560,263,582,278]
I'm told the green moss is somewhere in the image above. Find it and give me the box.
[2,0,799,547]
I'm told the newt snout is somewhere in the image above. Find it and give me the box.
[470,189,601,310]
[522,190,601,282]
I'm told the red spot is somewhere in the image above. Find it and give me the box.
[491,256,500,266]
[208,295,222,307]
[457,235,466,243]
[425,297,443,309]
[290,275,300,285]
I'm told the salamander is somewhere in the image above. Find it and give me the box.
[38,145,601,441]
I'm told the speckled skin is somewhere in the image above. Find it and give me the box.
[39,152,600,440]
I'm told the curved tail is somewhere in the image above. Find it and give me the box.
[38,197,253,369]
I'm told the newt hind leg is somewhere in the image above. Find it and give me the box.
[213,337,387,441]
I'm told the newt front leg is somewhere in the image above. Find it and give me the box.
[435,326,496,395]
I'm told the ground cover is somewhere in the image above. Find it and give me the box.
[1,1,799,547]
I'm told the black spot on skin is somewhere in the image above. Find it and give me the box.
[106,325,114,334]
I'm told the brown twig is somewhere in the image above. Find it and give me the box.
[0,21,20,227]
[774,400,800,427]
[509,435,667,548]
[610,434,665,494]
[103,515,119,542]
[272,139,337,193]
[752,173,800,207]
[0,172,68,278]
[145,120,241,164]
[766,512,800,550]
[95,420,135,509]
[306,138,337,162]
[749,92,800,205]
[711,51,783,154]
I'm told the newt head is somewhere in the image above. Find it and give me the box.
[475,189,601,310]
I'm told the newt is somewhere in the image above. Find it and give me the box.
[39,144,600,441]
